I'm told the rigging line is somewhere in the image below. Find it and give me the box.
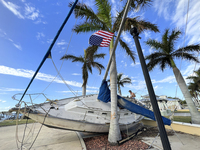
[51,57,77,96]
[18,0,79,104]
[29,0,83,101]
[53,0,84,96]
[28,107,51,150]
[175,0,190,99]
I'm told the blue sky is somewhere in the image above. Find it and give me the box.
[0,0,200,112]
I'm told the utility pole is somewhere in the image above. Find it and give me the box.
[130,27,171,150]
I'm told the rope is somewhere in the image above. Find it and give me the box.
[28,107,51,150]
[170,125,184,145]
[148,132,160,149]
[51,57,77,97]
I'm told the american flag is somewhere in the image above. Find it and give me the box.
[89,30,114,47]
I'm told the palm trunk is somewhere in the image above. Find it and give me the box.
[173,67,200,124]
[82,80,86,96]
[108,41,122,145]
[118,85,122,95]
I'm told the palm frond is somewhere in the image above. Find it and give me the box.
[145,39,163,51]
[119,38,136,63]
[73,22,105,33]
[173,52,199,63]
[160,58,171,71]
[87,64,93,74]
[112,5,125,32]
[120,0,152,10]
[146,55,171,71]
[69,2,107,26]
[95,0,112,28]
[175,44,200,53]
[93,53,106,59]
[124,17,159,33]
[168,29,181,53]
[162,29,169,48]
[145,52,166,60]
[60,54,84,63]
[92,62,105,74]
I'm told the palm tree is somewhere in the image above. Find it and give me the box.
[107,73,132,95]
[69,0,159,144]
[187,68,200,106]
[145,28,200,124]
[61,46,105,96]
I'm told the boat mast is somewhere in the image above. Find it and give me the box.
[103,0,132,80]
[18,0,79,104]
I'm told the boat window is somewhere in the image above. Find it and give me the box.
[102,113,107,115]
[124,113,128,115]
[88,111,94,113]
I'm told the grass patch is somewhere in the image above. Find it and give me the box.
[0,119,36,127]
[174,110,200,113]
[164,116,191,123]
[173,116,191,123]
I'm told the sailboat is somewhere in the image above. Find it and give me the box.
[10,0,171,134]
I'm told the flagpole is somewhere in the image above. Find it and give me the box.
[103,0,132,80]
[130,27,171,150]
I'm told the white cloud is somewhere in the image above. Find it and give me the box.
[24,4,39,20]
[126,80,146,91]
[0,28,7,37]
[0,87,24,92]
[47,39,53,43]
[131,62,140,67]
[72,73,81,76]
[0,100,6,103]
[36,32,45,40]
[0,29,22,50]
[13,43,22,50]
[182,63,200,76]
[0,65,98,89]
[84,0,95,8]
[1,0,42,22]
[153,76,176,84]
[154,0,200,45]
[144,31,151,39]
[122,32,132,43]
[57,40,68,46]
[153,0,174,20]
[1,0,24,19]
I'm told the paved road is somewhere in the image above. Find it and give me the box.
[142,132,200,150]
[0,123,85,150]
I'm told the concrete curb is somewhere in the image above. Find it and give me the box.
[76,132,87,150]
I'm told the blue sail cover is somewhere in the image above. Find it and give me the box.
[97,80,171,126]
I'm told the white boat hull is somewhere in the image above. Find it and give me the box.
[23,94,144,133]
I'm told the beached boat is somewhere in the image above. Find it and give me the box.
[12,94,144,133]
